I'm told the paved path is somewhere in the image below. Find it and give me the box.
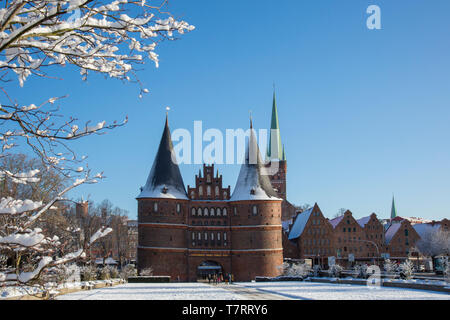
[215,283,293,300]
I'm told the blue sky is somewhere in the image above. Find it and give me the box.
[7,0,450,221]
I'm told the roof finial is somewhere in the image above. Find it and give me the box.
[165,106,170,126]
[249,110,253,129]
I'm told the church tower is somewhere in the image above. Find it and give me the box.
[266,90,287,200]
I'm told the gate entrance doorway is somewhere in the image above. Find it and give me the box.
[197,261,222,282]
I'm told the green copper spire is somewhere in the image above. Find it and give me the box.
[281,144,286,161]
[267,90,283,161]
[391,195,397,219]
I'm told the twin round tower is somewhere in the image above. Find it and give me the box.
[136,93,293,281]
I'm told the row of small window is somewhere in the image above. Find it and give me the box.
[304,247,333,255]
[366,234,383,240]
[192,232,227,242]
[192,220,227,226]
[343,227,357,232]
[338,237,362,243]
[303,239,331,246]
[150,202,182,213]
[337,246,364,253]
[366,224,382,231]
[190,186,228,198]
[306,228,328,236]
[191,207,227,217]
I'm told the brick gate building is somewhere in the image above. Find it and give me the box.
[137,107,286,281]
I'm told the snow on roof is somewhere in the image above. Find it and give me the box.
[329,215,344,229]
[288,207,313,240]
[357,216,371,228]
[385,222,402,244]
[137,116,188,200]
[413,223,441,238]
[230,126,281,202]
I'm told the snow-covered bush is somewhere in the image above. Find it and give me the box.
[383,259,397,274]
[139,267,154,276]
[108,266,119,279]
[80,265,98,282]
[281,262,311,278]
[98,267,111,280]
[120,264,137,280]
[444,263,450,284]
[313,265,321,277]
[48,264,80,283]
[399,260,414,280]
[328,264,343,278]
[353,264,368,279]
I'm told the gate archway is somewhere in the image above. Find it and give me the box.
[197,260,222,282]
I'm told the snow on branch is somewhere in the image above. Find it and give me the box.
[0,197,43,215]
[0,96,128,175]
[0,0,195,87]
[89,226,113,244]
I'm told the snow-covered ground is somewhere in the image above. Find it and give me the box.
[57,281,450,300]
[57,282,244,300]
[237,281,450,300]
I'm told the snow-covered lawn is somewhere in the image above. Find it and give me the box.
[57,282,245,300]
[56,281,450,300]
[237,281,450,300]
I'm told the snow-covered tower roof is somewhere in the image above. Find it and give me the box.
[137,115,188,200]
[230,120,281,201]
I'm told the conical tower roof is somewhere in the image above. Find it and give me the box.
[137,115,188,200]
[230,121,280,201]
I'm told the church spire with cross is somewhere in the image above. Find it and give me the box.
[267,89,284,161]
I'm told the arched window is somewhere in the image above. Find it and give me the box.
[223,208,227,216]
[215,186,219,196]
[217,233,221,241]
[199,186,203,196]
[216,208,221,216]
[190,191,195,199]
[197,208,202,216]
[153,202,158,212]
[191,207,196,216]
[176,203,181,214]
[192,233,195,240]
[207,185,211,196]
[204,232,208,240]
[223,233,227,241]
[204,208,209,216]
[198,232,201,240]
[252,205,258,215]
[223,191,227,198]
[207,174,211,183]
[210,208,215,216]
[211,233,214,241]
